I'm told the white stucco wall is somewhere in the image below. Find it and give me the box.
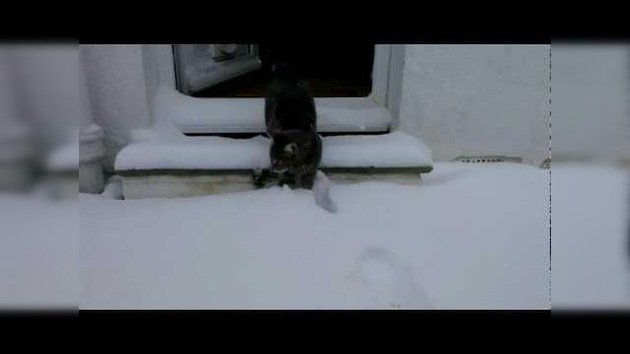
[79,51,93,132]
[80,45,176,171]
[552,44,630,162]
[7,46,80,150]
[141,45,176,120]
[81,45,154,171]
[83,44,629,171]
[397,45,551,165]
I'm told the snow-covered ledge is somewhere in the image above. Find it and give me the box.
[115,128,433,199]
[112,82,432,199]
[155,86,392,134]
[116,131,433,172]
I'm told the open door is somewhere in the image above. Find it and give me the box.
[173,44,261,95]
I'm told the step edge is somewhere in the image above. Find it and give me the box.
[117,166,433,177]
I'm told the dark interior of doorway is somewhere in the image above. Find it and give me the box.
[191,44,375,98]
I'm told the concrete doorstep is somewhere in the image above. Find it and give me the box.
[118,167,430,199]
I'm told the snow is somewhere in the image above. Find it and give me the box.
[80,162,549,309]
[313,170,337,213]
[100,175,123,200]
[154,87,392,134]
[115,135,271,171]
[48,142,79,171]
[322,131,432,168]
[551,163,630,309]
[0,194,77,309]
[114,131,433,171]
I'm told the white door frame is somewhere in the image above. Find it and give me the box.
[147,44,403,134]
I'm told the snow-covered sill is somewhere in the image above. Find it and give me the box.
[114,131,433,172]
[154,87,392,134]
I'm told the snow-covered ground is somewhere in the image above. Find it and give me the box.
[80,162,550,309]
[0,194,77,309]
[552,163,630,309]
[4,162,625,310]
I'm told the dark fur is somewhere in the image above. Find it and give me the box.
[255,64,322,189]
[264,63,317,135]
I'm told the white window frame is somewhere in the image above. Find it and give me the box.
[149,44,404,134]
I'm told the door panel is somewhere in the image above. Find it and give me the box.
[174,44,261,94]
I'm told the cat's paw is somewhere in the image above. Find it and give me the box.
[252,169,270,188]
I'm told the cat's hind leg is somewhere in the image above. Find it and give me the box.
[298,165,318,189]
[277,171,296,188]
[299,171,316,189]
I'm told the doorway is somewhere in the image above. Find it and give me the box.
[180,44,374,98]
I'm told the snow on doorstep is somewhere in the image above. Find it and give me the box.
[115,135,271,171]
[114,131,432,171]
[154,86,391,133]
[80,163,549,309]
[322,131,432,168]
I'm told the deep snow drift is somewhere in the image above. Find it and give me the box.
[80,162,550,309]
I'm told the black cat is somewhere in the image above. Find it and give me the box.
[265,63,317,135]
[254,64,322,189]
